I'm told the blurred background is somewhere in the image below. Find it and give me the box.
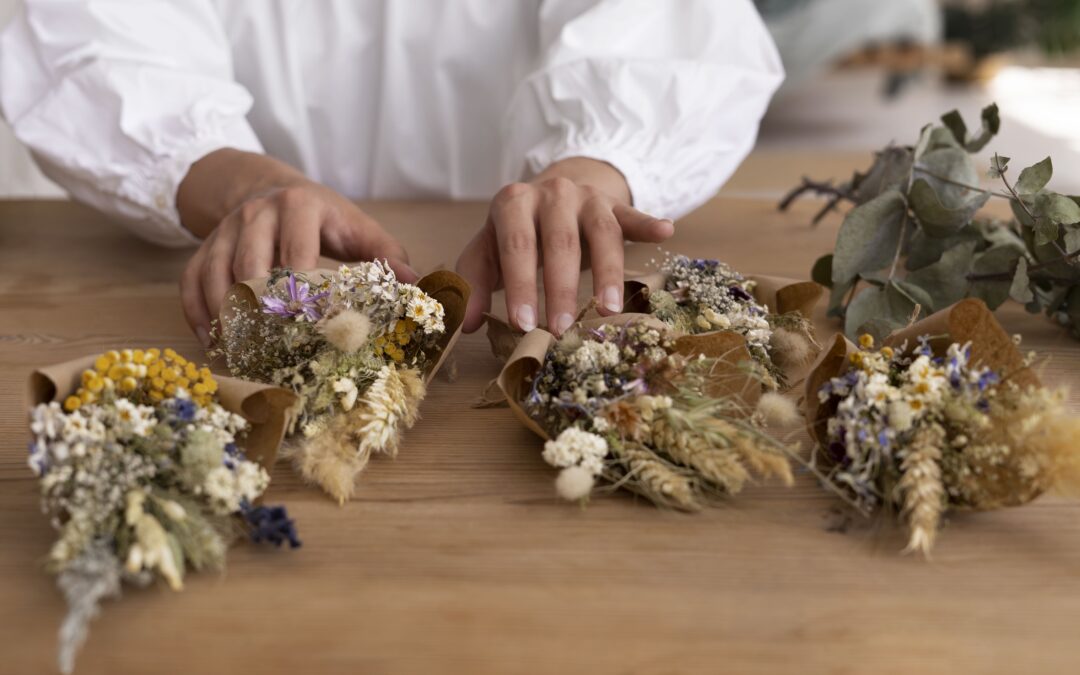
[2,0,1079,198]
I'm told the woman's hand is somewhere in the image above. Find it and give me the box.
[456,157,674,335]
[177,149,415,347]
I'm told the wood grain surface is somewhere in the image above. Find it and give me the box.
[3,155,1080,675]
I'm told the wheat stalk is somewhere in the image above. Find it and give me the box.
[610,441,701,511]
[897,424,946,557]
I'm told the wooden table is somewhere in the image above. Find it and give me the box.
[3,156,1080,674]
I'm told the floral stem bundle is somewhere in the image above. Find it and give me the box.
[27,348,300,673]
[497,316,800,510]
[215,263,469,503]
[805,298,1080,557]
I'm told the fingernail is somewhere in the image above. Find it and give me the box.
[516,305,537,332]
[196,326,211,349]
[602,285,622,313]
[554,313,574,336]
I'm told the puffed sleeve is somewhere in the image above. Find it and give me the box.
[502,0,784,221]
[0,0,262,247]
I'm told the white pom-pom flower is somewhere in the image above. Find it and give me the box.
[320,309,372,353]
[555,466,595,501]
[755,392,800,427]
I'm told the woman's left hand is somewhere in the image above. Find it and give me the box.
[456,157,674,336]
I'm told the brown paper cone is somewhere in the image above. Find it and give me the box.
[223,267,471,386]
[28,354,297,473]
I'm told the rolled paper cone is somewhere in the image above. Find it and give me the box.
[496,328,557,440]
[27,354,297,474]
[224,267,471,386]
[883,298,1039,389]
[802,332,859,447]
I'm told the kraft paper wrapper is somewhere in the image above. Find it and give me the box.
[28,355,297,473]
[224,268,471,386]
[495,314,761,442]
[804,298,1041,448]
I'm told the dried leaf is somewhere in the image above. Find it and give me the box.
[908,177,990,237]
[843,282,918,342]
[811,254,833,288]
[969,245,1024,309]
[906,241,978,310]
[1009,256,1035,304]
[1015,157,1053,195]
[851,146,914,203]
[832,190,908,285]
[1035,191,1080,226]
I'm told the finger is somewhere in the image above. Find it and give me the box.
[455,222,500,333]
[613,203,675,243]
[582,201,625,315]
[278,192,322,273]
[539,199,581,336]
[492,186,539,332]
[324,209,417,281]
[232,206,277,281]
[370,232,418,283]
[200,224,239,323]
[180,246,213,348]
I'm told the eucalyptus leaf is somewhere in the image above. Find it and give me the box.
[904,225,982,270]
[908,178,990,237]
[969,245,1024,309]
[1035,191,1080,225]
[850,146,913,204]
[832,189,907,285]
[844,282,917,341]
[1065,226,1080,255]
[1033,218,1060,247]
[964,103,1000,152]
[913,147,983,209]
[914,125,961,161]
[1009,256,1035,303]
[811,254,833,288]
[941,110,967,149]
[892,279,935,312]
[989,155,1010,178]
[906,241,978,310]
[826,277,854,318]
[1015,157,1053,194]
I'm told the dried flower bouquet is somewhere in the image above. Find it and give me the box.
[27,348,299,673]
[623,255,824,389]
[215,263,469,503]
[806,298,1080,557]
[497,315,800,510]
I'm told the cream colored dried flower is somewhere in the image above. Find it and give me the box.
[755,392,800,427]
[898,424,945,557]
[319,309,372,353]
[555,466,595,501]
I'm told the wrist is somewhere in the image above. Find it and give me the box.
[177,148,308,238]
[532,156,631,205]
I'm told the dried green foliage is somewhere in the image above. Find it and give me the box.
[783,103,1080,341]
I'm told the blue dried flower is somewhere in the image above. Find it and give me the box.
[242,503,302,548]
[172,398,197,422]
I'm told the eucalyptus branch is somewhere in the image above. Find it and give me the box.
[778,177,853,224]
[993,153,1037,223]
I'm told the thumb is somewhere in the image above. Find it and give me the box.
[613,203,674,243]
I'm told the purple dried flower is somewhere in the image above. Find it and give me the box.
[261,274,328,321]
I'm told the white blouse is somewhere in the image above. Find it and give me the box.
[0,0,783,247]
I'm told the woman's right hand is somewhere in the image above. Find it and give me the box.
[177,149,415,347]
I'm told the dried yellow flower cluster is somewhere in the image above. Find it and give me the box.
[372,319,417,362]
[64,348,218,411]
